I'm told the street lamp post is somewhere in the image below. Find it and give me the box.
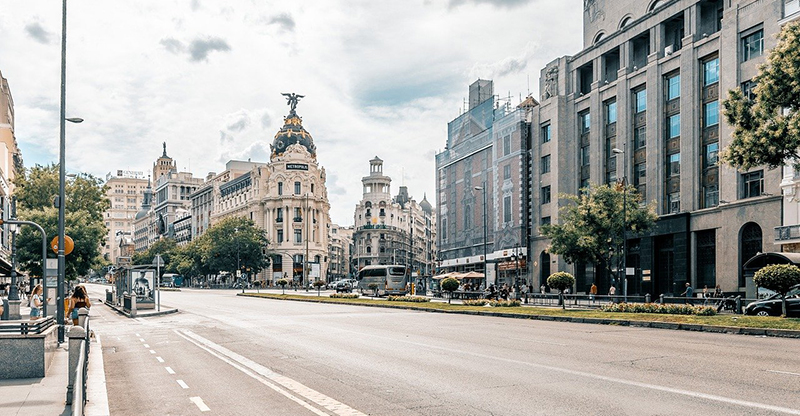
[304,192,310,292]
[474,184,488,288]
[612,145,628,302]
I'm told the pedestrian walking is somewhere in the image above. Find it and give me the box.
[608,285,616,303]
[713,284,722,298]
[702,285,709,305]
[29,284,47,320]
[68,286,91,325]
[680,282,693,304]
[589,282,598,302]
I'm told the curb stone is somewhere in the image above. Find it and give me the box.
[238,293,800,339]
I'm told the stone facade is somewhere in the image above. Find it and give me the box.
[435,80,530,287]
[328,224,353,281]
[102,170,147,262]
[528,0,796,297]
[0,70,22,274]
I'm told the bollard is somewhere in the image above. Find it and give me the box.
[130,295,137,318]
[659,294,664,304]
[524,293,528,304]
[735,296,742,314]
[645,293,651,303]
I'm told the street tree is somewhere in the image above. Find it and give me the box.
[721,22,800,170]
[16,208,106,280]
[14,164,109,222]
[541,183,657,289]
[547,271,575,309]
[313,280,325,296]
[277,278,288,295]
[132,238,178,272]
[172,239,209,281]
[441,277,459,304]
[203,217,271,276]
[753,264,800,317]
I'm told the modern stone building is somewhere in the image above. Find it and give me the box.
[328,223,353,281]
[435,80,531,288]
[102,170,148,262]
[526,0,796,296]
[133,180,157,252]
[354,157,437,281]
[0,70,22,275]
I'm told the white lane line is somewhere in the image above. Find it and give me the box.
[149,350,156,354]
[176,329,363,416]
[165,367,175,374]
[331,327,800,415]
[156,357,164,363]
[143,344,150,348]
[139,338,145,342]
[190,397,210,412]
[135,333,140,337]
[177,380,189,389]
[768,370,800,377]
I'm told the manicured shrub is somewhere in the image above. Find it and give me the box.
[754,264,800,317]
[330,293,359,299]
[601,302,717,316]
[441,277,460,304]
[463,299,489,306]
[387,295,430,302]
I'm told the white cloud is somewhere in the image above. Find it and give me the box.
[0,0,583,225]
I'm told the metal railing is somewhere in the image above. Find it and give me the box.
[0,316,55,334]
[775,224,800,241]
[71,341,87,416]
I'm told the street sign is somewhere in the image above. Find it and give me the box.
[626,267,635,276]
[50,235,75,255]
[153,254,165,267]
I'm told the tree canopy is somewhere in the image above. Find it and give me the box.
[541,183,657,284]
[13,164,109,280]
[754,264,800,317]
[722,22,800,170]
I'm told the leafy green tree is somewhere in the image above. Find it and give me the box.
[277,278,288,295]
[313,280,325,296]
[16,208,106,280]
[203,217,270,276]
[172,239,209,280]
[722,22,800,170]
[754,264,800,317]
[541,183,657,288]
[547,272,576,309]
[132,238,178,271]
[14,164,109,221]
[441,277,459,304]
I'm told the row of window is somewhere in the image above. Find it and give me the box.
[277,181,315,196]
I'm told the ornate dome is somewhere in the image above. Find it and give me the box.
[420,193,433,214]
[271,93,315,158]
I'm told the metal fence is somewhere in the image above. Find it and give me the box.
[0,316,55,334]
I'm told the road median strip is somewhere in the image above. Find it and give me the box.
[238,292,800,338]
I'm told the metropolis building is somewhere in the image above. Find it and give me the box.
[525,0,799,297]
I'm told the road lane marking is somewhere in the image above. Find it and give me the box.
[135,333,140,337]
[177,380,189,389]
[190,397,210,412]
[143,344,150,348]
[165,367,175,374]
[176,329,365,416]
[156,357,164,363]
[768,370,800,377]
[331,327,800,415]
[149,350,156,354]
[139,338,145,342]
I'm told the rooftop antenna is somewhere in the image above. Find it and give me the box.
[527,74,530,95]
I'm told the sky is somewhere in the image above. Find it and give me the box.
[0,0,583,225]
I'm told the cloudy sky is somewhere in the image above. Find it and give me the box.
[0,0,582,225]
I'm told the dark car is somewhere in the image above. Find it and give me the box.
[334,280,352,293]
[744,285,800,317]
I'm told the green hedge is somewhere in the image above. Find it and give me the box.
[386,295,430,303]
[462,299,521,307]
[330,293,360,299]
[601,302,717,316]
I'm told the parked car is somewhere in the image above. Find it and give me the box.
[745,284,800,317]
[334,280,353,293]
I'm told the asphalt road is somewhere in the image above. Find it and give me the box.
[85,284,800,416]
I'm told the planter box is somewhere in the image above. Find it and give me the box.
[0,324,58,379]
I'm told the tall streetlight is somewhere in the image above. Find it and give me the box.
[612,145,628,302]
[58,0,83,343]
[474,184,488,288]
[304,192,310,292]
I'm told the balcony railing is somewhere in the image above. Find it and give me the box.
[775,225,800,242]
[293,217,303,222]
[276,217,283,223]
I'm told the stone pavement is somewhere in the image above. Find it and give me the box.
[0,343,71,416]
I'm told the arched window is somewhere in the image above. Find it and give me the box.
[740,222,762,287]
[540,251,551,288]
[619,16,632,29]
[593,31,605,45]
[649,0,668,12]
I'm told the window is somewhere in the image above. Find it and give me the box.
[704,143,719,167]
[294,182,301,195]
[634,126,647,149]
[696,230,716,288]
[503,195,512,223]
[634,163,646,186]
[580,112,591,134]
[441,218,447,242]
[634,89,647,113]
[704,101,719,127]
[703,58,719,86]
[704,185,719,207]
[276,209,283,221]
[541,186,551,204]
[294,229,302,243]
[311,183,315,194]
[787,0,800,17]
[667,74,680,100]
[541,155,551,174]
[605,100,617,124]
[504,164,511,180]
[741,80,757,101]
[540,124,551,144]
[540,216,551,226]
[668,192,680,213]
[668,114,681,138]
[741,30,764,62]
[742,170,764,198]
[740,222,763,286]
[277,229,283,242]
[503,135,511,156]
[668,153,681,177]
[581,146,591,167]
[278,182,283,196]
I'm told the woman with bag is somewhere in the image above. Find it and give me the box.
[68,285,91,325]
[29,284,47,320]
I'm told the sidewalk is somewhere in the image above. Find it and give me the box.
[0,344,71,416]
[102,299,178,318]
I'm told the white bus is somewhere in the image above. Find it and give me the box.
[356,265,408,296]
